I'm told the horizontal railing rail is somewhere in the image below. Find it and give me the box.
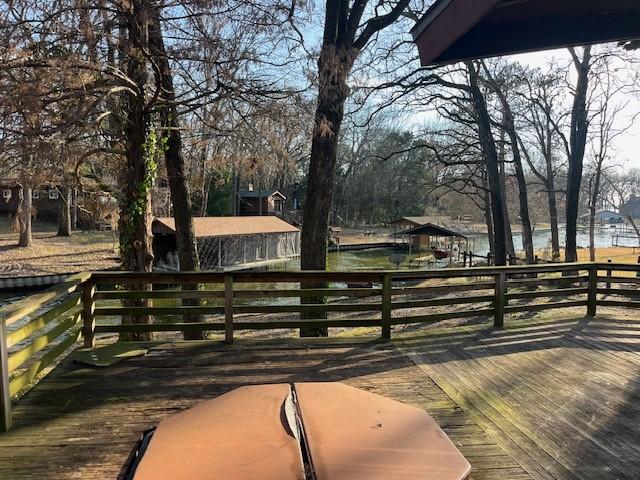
[2,261,640,432]
[0,272,90,432]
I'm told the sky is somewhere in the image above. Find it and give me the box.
[510,48,640,171]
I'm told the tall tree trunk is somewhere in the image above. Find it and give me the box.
[498,144,515,257]
[200,174,211,217]
[543,114,561,261]
[17,186,32,248]
[483,68,535,265]
[300,45,352,337]
[483,174,495,258]
[545,171,560,260]
[71,188,78,231]
[511,151,534,264]
[148,5,202,339]
[57,186,72,237]
[467,62,507,266]
[232,172,239,215]
[118,0,154,342]
[565,47,592,263]
[302,45,351,272]
[300,0,409,336]
[588,203,596,262]
[589,160,604,262]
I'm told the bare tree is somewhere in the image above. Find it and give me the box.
[586,60,634,260]
[519,71,567,261]
[482,61,535,264]
[564,46,592,263]
[300,0,412,336]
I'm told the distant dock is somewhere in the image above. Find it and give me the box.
[329,242,402,252]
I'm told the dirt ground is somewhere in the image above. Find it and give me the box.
[574,246,640,263]
[0,218,119,277]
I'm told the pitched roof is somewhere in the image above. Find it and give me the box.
[402,223,466,239]
[153,216,299,238]
[239,189,286,199]
[389,216,433,226]
[579,210,623,218]
[412,0,640,66]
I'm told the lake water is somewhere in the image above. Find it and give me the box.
[2,224,636,306]
[470,225,637,258]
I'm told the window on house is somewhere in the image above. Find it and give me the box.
[2,189,11,200]
[32,190,39,199]
[49,189,59,200]
[274,199,284,211]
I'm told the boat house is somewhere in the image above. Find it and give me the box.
[152,216,300,271]
[402,222,468,260]
[389,216,433,233]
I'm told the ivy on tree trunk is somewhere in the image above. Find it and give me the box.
[118,0,154,342]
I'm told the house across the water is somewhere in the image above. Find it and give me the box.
[238,187,286,216]
[579,209,624,224]
[152,216,300,271]
[621,197,640,219]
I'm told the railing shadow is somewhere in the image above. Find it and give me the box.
[397,315,640,363]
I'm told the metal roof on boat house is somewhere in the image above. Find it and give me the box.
[153,216,299,238]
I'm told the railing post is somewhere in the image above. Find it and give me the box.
[381,274,392,340]
[224,274,234,344]
[587,265,597,317]
[494,271,506,328]
[606,259,612,290]
[82,281,96,348]
[0,317,11,432]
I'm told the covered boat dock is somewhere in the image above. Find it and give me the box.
[152,216,300,271]
[402,223,470,263]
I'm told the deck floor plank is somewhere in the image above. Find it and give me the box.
[3,315,639,479]
[1,337,529,480]
[400,315,640,480]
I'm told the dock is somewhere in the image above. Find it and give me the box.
[328,241,401,252]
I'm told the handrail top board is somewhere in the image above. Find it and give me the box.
[88,262,606,284]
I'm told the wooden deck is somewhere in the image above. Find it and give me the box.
[1,314,640,479]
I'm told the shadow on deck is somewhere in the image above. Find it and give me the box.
[2,314,640,480]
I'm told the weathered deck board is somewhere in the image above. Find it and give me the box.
[2,314,639,479]
[400,315,640,480]
[1,336,527,480]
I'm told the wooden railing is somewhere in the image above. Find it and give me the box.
[0,273,90,431]
[2,261,640,431]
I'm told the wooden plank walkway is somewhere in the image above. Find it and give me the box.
[399,314,640,480]
[0,337,528,479]
[1,314,639,479]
